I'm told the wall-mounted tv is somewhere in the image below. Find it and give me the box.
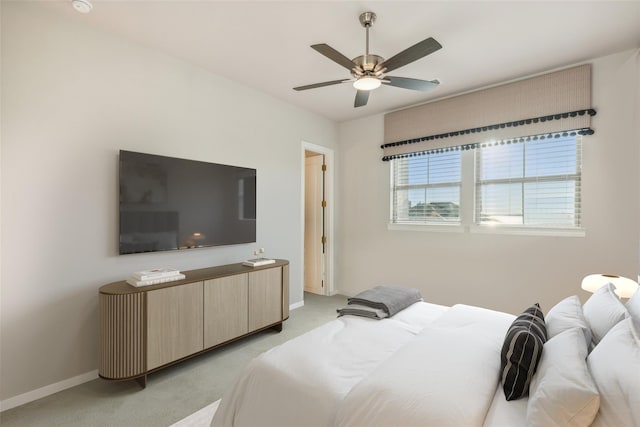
[119,150,256,255]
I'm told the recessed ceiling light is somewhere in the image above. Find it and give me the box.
[71,0,93,14]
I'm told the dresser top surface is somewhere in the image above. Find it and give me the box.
[100,259,288,295]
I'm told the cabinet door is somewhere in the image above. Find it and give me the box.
[147,282,204,370]
[204,274,248,348]
[248,267,282,331]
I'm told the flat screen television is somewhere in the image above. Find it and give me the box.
[119,150,256,255]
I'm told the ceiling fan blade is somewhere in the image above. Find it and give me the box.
[354,90,370,108]
[311,44,357,70]
[380,37,442,73]
[293,79,350,91]
[383,76,440,91]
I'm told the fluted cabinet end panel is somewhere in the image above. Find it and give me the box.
[99,293,145,379]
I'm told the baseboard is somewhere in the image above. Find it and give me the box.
[0,370,98,412]
[289,300,304,310]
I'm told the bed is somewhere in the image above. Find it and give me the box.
[211,283,640,427]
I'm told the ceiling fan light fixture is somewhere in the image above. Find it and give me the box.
[353,76,381,91]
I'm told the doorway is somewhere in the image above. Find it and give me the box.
[302,143,333,296]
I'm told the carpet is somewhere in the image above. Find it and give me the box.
[169,399,220,427]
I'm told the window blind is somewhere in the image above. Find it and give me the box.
[382,64,593,161]
[391,150,461,224]
[475,134,582,227]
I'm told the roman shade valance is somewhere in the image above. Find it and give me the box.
[382,64,594,161]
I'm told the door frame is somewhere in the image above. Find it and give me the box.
[301,141,334,296]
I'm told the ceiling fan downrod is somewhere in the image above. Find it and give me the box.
[359,12,376,56]
[353,12,384,81]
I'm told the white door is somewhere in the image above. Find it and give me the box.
[304,154,325,295]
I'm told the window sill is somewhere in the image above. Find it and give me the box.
[470,225,585,237]
[387,223,465,233]
[387,223,585,237]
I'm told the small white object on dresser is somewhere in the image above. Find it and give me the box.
[243,258,276,267]
[132,268,181,281]
[126,273,186,287]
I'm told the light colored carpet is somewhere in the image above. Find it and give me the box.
[0,292,346,427]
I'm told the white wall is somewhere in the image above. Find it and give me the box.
[337,49,640,315]
[0,2,336,402]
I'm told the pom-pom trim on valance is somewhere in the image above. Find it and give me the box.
[381,128,594,162]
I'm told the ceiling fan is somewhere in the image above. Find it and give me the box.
[293,12,442,108]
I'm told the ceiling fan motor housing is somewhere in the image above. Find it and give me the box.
[351,54,385,78]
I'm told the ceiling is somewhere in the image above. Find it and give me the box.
[46,1,640,123]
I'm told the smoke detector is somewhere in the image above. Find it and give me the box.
[71,0,93,14]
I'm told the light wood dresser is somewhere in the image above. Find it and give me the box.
[99,260,289,386]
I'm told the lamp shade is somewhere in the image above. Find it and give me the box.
[581,274,638,298]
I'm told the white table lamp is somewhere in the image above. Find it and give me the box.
[581,274,638,298]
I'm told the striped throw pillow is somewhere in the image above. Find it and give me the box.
[500,303,547,401]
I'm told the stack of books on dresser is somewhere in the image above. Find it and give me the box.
[242,258,276,267]
[126,268,186,287]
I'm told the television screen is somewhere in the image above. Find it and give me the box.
[119,150,256,255]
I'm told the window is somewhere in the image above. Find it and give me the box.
[391,151,461,224]
[389,134,583,232]
[475,135,581,228]
[384,64,591,235]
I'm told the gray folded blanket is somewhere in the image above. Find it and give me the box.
[336,304,389,320]
[347,285,422,317]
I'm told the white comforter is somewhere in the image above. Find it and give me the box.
[336,304,515,426]
[211,302,520,427]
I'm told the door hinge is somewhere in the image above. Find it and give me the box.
[321,200,327,208]
[322,164,327,172]
[321,236,327,245]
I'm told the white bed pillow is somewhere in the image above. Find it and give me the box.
[588,317,640,427]
[582,283,627,347]
[546,295,591,347]
[626,287,640,321]
[527,327,600,427]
